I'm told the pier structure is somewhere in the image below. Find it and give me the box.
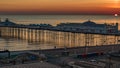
[0,18,120,48]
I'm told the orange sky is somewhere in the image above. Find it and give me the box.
[0,0,120,15]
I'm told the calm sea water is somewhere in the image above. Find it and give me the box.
[0,15,119,51]
[0,38,55,51]
[0,15,119,25]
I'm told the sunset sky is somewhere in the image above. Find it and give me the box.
[0,0,120,15]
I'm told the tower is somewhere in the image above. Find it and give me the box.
[5,18,9,22]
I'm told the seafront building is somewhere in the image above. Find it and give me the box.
[0,18,120,48]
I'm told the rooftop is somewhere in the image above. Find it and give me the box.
[57,20,106,28]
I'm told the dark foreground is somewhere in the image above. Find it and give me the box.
[0,45,120,68]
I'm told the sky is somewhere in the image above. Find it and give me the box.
[0,0,120,15]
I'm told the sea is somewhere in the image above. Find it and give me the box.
[0,15,119,51]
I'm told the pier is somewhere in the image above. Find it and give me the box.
[0,19,120,52]
[0,18,120,68]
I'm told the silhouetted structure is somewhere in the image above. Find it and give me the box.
[0,18,120,49]
[57,20,118,34]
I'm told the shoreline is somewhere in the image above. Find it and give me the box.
[4,44,119,55]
